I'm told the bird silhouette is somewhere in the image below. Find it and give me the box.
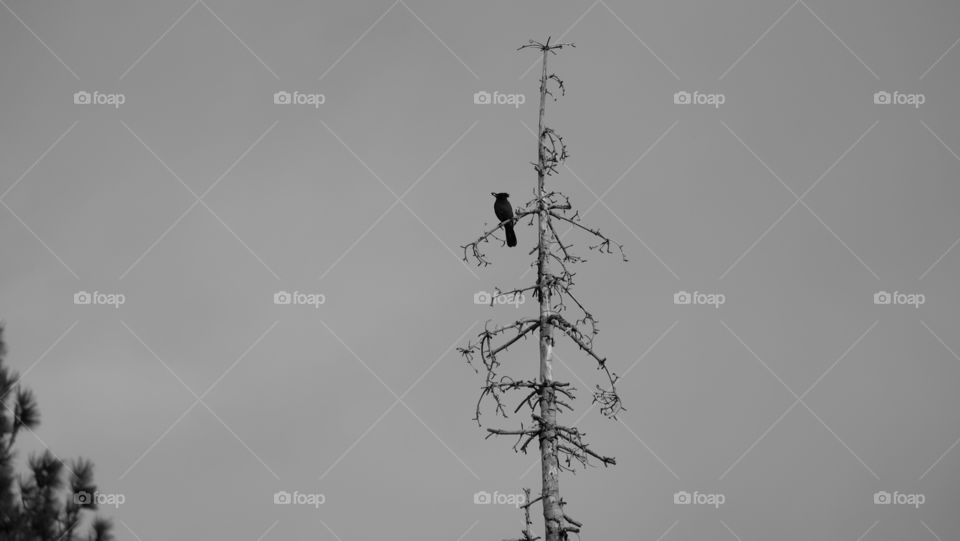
[492,192,517,247]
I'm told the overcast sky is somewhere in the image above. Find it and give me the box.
[1,1,959,539]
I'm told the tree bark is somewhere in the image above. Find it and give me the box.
[535,45,563,541]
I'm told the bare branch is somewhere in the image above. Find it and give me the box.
[548,211,627,260]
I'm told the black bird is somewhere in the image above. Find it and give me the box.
[492,192,517,247]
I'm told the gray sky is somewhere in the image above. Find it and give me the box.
[1,1,959,539]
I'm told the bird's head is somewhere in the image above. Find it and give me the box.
[491,192,510,199]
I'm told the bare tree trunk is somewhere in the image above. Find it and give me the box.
[535,45,563,541]
[461,38,623,541]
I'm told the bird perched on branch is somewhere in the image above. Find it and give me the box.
[492,192,517,247]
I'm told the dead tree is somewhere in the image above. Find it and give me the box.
[460,38,626,541]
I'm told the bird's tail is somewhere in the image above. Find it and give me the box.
[505,224,517,247]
